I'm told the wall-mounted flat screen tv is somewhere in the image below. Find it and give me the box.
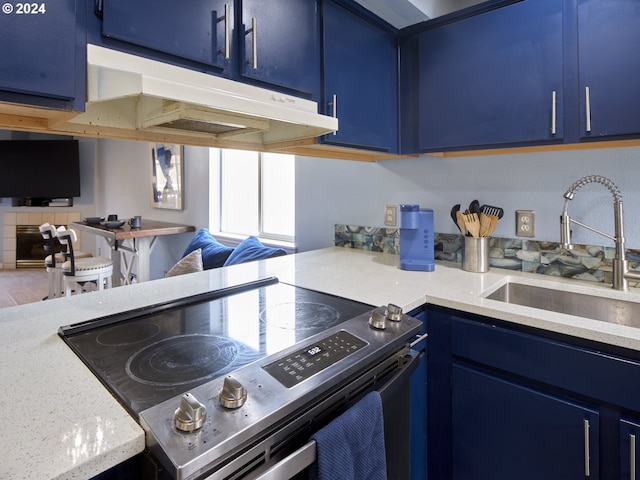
[0,140,81,199]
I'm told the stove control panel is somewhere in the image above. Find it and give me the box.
[263,330,367,388]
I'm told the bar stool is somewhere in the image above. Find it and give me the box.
[56,228,113,296]
[38,224,93,299]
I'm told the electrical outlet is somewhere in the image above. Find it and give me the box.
[384,204,397,226]
[516,210,535,237]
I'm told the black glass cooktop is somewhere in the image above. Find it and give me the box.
[59,278,374,416]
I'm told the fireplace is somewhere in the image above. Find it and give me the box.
[3,211,82,269]
[16,225,55,268]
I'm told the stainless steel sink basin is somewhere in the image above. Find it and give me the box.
[484,282,640,328]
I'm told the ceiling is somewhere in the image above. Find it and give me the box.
[353,0,487,29]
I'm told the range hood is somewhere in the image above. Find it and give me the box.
[63,44,338,148]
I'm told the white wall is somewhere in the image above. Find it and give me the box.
[295,145,640,253]
[94,139,210,278]
[4,131,639,271]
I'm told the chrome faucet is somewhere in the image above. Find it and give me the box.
[560,175,640,291]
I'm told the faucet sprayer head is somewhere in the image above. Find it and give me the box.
[559,198,573,250]
[560,212,573,250]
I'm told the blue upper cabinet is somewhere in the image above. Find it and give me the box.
[99,0,319,99]
[101,0,231,73]
[239,0,320,98]
[577,0,640,140]
[321,0,399,153]
[417,0,564,152]
[0,0,85,111]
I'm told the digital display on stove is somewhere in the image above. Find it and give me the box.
[307,346,323,356]
[262,330,368,388]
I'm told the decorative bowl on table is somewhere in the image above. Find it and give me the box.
[100,220,126,228]
[84,217,105,225]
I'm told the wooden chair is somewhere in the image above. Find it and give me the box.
[56,228,113,296]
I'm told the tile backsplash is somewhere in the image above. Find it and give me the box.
[335,224,640,288]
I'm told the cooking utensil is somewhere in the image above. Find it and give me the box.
[479,204,503,236]
[456,211,467,236]
[479,213,493,237]
[451,204,464,234]
[480,204,504,219]
[469,199,481,216]
[464,213,480,238]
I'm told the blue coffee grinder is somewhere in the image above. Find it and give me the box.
[399,204,435,271]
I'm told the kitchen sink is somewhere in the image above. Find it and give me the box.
[484,282,640,328]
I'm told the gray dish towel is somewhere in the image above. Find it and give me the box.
[310,391,387,480]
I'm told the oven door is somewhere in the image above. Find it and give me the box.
[175,344,423,480]
[253,348,422,480]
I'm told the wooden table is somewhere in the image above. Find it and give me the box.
[70,219,195,287]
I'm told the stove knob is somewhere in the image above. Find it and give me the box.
[385,303,403,322]
[174,393,207,433]
[369,309,387,330]
[219,375,247,409]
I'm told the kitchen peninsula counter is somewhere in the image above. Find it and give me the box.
[3,247,640,479]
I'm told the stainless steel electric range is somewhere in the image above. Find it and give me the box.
[59,277,424,480]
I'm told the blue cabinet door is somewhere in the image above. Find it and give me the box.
[418,0,563,152]
[620,418,640,480]
[577,0,640,139]
[0,0,84,109]
[453,365,600,480]
[102,0,231,71]
[321,1,398,152]
[240,0,319,98]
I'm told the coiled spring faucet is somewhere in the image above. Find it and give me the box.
[560,175,640,291]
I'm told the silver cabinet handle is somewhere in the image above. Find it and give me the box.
[632,433,637,480]
[328,93,338,135]
[329,94,337,118]
[584,419,591,477]
[245,17,257,69]
[585,86,592,134]
[224,4,230,60]
[216,4,231,60]
[328,94,337,135]
[551,90,557,135]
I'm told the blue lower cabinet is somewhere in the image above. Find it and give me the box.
[0,0,85,110]
[452,365,600,480]
[426,304,640,479]
[408,307,427,480]
[321,0,398,153]
[620,418,640,480]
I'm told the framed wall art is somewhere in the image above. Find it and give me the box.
[150,143,184,210]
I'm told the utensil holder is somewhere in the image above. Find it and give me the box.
[461,237,490,273]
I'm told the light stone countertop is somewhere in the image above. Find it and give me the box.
[3,246,640,479]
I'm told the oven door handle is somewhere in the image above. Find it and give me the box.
[253,439,317,480]
[379,347,421,403]
[252,347,422,480]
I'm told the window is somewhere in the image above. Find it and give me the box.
[210,149,295,244]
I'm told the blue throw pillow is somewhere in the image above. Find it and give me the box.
[223,236,287,266]
[182,229,234,269]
